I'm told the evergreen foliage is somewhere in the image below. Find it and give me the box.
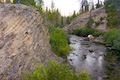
[105,0,120,27]
[50,28,70,57]
[6,0,11,3]
[104,49,120,80]
[72,27,103,37]
[13,0,36,6]
[22,60,92,80]
[85,17,94,28]
[104,29,120,50]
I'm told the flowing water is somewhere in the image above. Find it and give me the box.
[67,35,106,80]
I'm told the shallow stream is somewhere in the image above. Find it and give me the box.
[67,35,106,80]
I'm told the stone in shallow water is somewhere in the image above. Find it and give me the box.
[82,54,87,59]
[89,49,94,53]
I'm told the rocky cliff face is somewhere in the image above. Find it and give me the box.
[64,7,108,33]
[0,4,60,80]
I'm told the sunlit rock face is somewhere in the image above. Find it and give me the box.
[0,4,60,80]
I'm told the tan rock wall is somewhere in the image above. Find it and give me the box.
[0,4,60,80]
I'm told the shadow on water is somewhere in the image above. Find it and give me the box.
[104,49,120,80]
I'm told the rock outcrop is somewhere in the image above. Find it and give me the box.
[0,4,61,80]
[64,7,108,33]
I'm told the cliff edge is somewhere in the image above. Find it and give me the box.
[0,4,60,80]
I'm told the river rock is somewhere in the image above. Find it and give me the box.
[82,54,87,59]
[103,75,108,79]
[89,49,94,53]
[88,34,95,40]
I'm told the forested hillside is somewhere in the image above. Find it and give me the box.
[0,0,120,80]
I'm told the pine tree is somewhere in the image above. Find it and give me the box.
[0,0,2,3]
[91,0,94,10]
[105,0,120,27]
[6,0,11,3]
[84,0,89,11]
[51,0,55,12]
[80,0,89,13]
[72,11,77,18]
[14,0,35,6]
[38,0,43,6]
[35,0,44,14]
[96,0,101,8]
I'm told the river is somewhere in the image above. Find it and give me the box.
[67,35,106,80]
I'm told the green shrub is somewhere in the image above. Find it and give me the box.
[105,0,119,28]
[78,71,92,80]
[22,60,92,80]
[85,17,94,28]
[113,32,120,49]
[104,49,120,80]
[104,29,117,45]
[72,27,103,37]
[104,29,120,50]
[50,28,70,57]
[96,4,103,8]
